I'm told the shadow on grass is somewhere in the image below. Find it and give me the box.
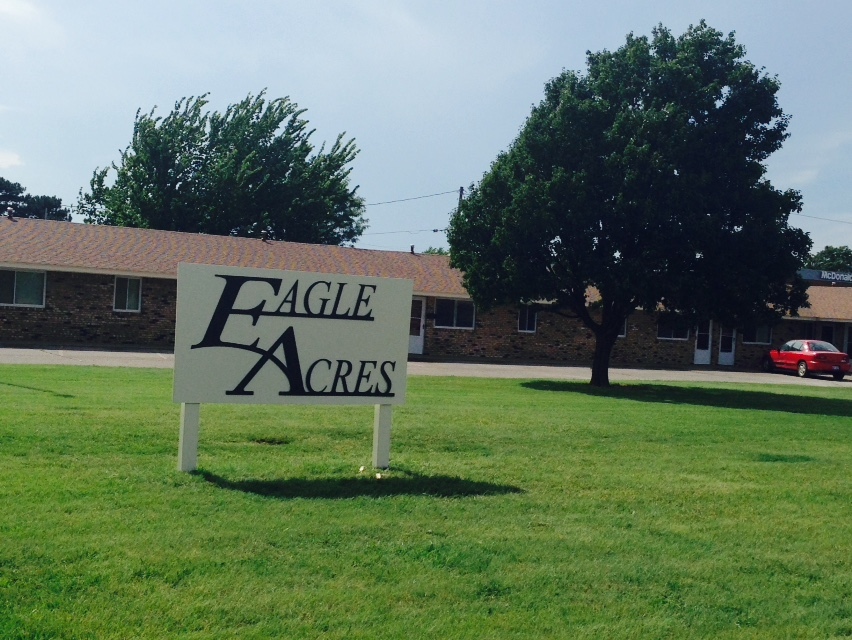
[521,380,852,417]
[754,453,815,463]
[0,380,74,398]
[195,468,523,500]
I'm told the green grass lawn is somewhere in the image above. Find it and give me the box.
[1,366,850,639]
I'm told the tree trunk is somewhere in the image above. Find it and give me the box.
[589,331,618,387]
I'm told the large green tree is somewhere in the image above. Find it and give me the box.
[77,92,367,245]
[0,177,70,220]
[806,246,852,272]
[448,22,811,386]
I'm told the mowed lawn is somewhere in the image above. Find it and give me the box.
[0,366,850,639]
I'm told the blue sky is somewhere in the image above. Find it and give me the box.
[2,0,850,252]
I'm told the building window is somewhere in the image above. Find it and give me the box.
[114,277,142,312]
[435,298,475,329]
[0,269,45,307]
[518,305,537,333]
[742,324,772,345]
[821,325,835,345]
[657,316,690,340]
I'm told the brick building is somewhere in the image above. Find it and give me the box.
[1,217,850,370]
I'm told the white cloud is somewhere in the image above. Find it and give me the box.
[0,150,23,169]
[0,0,39,19]
[0,0,64,51]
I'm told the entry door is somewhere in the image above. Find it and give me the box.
[694,320,712,365]
[408,297,426,354]
[719,325,736,366]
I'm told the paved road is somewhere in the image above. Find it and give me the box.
[0,347,847,387]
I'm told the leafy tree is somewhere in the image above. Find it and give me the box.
[806,246,852,272]
[0,177,25,213]
[20,195,71,221]
[77,92,367,245]
[422,246,449,255]
[0,176,70,220]
[448,22,811,386]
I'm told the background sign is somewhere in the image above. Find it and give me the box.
[174,264,412,405]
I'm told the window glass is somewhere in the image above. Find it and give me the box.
[115,277,128,309]
[742,325,772,344]
[657,316,690,340]
[434,299,455,327]
[809,341,839,353]
[409,299,423,336]
[434,299,475,329]
[0,270,45,306]
[126,278,141,311]
[15,271,45,305]
[455,301,474,328]
[0,270,13,304]
[114,277,142,311]
[518,306,537,333]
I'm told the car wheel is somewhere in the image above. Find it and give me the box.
[833,372,845,381]
[797,361,808,378]
[761,356,775,373]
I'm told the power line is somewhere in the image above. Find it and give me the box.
[365,190,457,207]
[793,212,852,226]
[362,227,447,237]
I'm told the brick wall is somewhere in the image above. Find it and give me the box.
[420,297,840,370]
[0,271,176,348]
[422,298,695,367]
[3,273,845,371]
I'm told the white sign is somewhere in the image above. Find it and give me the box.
[174,263,412,405]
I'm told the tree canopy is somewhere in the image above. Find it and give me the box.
[448,21,811,386]
[422,246,449,255]
[806,246,852,272]
[77,92,367,245]
[0,177,71,221]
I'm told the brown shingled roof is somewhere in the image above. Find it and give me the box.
[0,218,468,298]
[796,285,852,322]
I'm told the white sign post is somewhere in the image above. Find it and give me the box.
[173,263,412,472]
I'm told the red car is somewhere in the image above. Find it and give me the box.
[762,340,851,380]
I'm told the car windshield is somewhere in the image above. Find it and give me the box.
[808,341,839,353]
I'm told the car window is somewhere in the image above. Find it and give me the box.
[789,341,802,352]
[809,341,839,352]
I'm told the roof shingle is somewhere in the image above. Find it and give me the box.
[795,285,852,323]
[0,218,468,298]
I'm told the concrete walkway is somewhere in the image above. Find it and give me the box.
[0,347,847,387]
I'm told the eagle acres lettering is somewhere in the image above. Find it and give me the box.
[191,274,397,398]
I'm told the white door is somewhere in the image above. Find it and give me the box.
[408,297,426,354]
[719,325,736,366]
[694,320,712,365]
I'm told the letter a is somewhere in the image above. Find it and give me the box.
[226,327,306,396]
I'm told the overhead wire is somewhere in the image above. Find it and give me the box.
[365,190,458,207]
[793,212,852,226]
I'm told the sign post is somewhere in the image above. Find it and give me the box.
[373,404,393,469]
[173,264,412,472]
[178,403,200,472]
